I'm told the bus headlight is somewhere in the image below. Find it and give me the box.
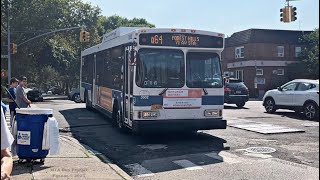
[139,111,159,119]
[204,109,222,117]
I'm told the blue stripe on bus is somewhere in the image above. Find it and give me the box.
[133,95,224,106]
[81,82,92,90]
[112,90,122,99]
[202,96,224,105]
[134,96,163,106]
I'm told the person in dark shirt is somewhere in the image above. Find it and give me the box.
[7,77,19,126]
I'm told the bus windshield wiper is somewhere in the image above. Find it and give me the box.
[159,88,169,96]
[203,88,208,95]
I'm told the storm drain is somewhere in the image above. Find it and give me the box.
[245,147,276,154]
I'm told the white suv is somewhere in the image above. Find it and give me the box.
[263,79,319,120]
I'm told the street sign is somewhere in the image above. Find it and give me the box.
[1,54,8,58]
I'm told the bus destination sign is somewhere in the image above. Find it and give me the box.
[139,33,223,48]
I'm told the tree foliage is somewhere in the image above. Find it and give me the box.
[1,0,154,94]
[97,15,155,37]
[297,28,319,79]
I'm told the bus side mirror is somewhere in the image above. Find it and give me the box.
[129,49,136,65]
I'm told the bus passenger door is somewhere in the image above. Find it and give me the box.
[92,54,97,106]
[123,47,134,127]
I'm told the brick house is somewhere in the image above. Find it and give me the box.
[221,29,312,98]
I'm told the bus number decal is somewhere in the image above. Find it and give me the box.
[150,35,163,45]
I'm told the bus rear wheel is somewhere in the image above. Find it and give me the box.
[113,106,128,132]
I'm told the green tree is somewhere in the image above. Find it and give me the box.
[1,0,102,93]
[298,28,319,79]
[98,15,155,36]
[1,1,155,94]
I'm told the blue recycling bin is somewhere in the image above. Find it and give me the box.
[15,108,53,161]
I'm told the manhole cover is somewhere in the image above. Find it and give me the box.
[245,147,276,154]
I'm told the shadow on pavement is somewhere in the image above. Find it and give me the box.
[59,107,228,174]
[224,105,249,110]
[272,111,319,122]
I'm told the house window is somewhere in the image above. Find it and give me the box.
[277,46,284,57]
[236,70,244,81]
[256,77,266,85]
[277,68,284,75]
[295,47,301,57]
[256,69,263,76]
[235,46,244,59]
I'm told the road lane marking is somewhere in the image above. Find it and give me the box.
[302,122,319,127]
[125,163,154,177]
[138,144,168,150]
[78,117,95,120]
[173,160,203,170]
[206,151,242,164]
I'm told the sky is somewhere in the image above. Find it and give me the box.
[84,0,319,36]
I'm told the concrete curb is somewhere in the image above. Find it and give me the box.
[43,96,68,101]
[60,135,133,180]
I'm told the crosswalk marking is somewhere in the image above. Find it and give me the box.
[173,160,203,170]
[125,163,155,177]
[125,151,244,177]
[227,118,304,134]
[206,151,242,164]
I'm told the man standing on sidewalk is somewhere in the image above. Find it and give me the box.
[16,76,31,108]
[7,78,19,126]
[1,107,14,180]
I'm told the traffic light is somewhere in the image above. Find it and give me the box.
[280,7,290,23]
[11,43,17,54]
[80,30,84,42]
[291,6,297,22]
[85,31,90,42]
[80,30,90,43]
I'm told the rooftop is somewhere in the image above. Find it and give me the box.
[225,29,313,47]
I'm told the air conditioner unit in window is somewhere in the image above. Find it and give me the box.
[272,70,278,74]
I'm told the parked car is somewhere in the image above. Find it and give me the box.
[68,88,82,103]
[49,87,64,95]
[27,89,43,102]
[224,78,249,108]
[263,79,319,120]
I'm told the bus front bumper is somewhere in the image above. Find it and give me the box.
[132,118,227,133]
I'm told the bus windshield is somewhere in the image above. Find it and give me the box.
[186,52,222,88]
[136,48,185,88]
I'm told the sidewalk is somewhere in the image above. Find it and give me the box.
[5,106,132,180]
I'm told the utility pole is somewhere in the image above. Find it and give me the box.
[7,0,11,85]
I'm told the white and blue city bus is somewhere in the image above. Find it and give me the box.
[80,27,226,132]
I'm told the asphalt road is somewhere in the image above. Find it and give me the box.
[35,100,319,180]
